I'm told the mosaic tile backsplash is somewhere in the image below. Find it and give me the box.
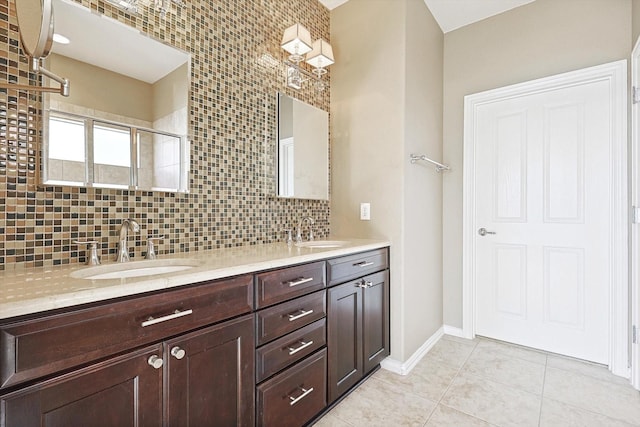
[0,0,331,270]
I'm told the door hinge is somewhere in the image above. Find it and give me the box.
[632,206,640,224]
[634,86,640,104]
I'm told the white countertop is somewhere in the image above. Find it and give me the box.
[0,239,390,320]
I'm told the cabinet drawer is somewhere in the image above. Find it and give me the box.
[256,261,325,308]
[256,319,325,383]
[257,349,327,427]
[327,248,389,286]
[0,275,254,389]
[256,290,326,345]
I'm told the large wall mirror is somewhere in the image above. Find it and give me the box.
[276,93,329,200]
[41,0,191,192]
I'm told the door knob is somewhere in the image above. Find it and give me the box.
[478,228,496,236]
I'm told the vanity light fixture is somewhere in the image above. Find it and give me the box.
[305,39,334,91]
[104,0,183,17]
[281,24,313,90]
[280,24,334,92]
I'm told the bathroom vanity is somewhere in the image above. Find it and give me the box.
[0,240,389,426]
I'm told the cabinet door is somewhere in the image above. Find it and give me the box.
[1,345,163,427]
[362,270,390,374]
[327,281,363,403]
[165,314,255,427]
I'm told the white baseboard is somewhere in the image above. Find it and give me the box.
[443,325,465,338]
[380,326,444,376]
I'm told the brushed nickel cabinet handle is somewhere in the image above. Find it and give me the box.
[289,387,314,406]
[170,346,186,360]
[147,355,164,369]
[141,309,193,327]
[353,261,374,267]
[287,340,314,355]
[285,277,314,287]
[288,309,314,322]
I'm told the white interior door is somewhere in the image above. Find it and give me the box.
[631,39,640,390]
[472,68,620,365]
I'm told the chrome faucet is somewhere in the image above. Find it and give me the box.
[296,216,315,244]
[116,219,140,262]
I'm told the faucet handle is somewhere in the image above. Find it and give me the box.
[145,235,164,260]
[73,240,101,266]
[281,229,293,246]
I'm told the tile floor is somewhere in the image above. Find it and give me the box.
[312,335,640,427]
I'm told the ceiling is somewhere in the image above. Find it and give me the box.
[52,0,187,84]
[318,0,537,33]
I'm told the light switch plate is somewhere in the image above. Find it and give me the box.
[360,203,371,220]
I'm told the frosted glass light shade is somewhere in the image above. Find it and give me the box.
[305,39,334,69]
[281,24,313,56]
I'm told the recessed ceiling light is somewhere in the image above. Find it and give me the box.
[53,33,70,45]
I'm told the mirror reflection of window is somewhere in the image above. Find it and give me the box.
[93,122,131,188]
[47,115,85,185]
[278,137,294,196]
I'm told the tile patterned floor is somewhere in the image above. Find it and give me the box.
[312,335,640,427]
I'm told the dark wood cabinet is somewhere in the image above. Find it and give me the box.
[0,274,253,389]
[256,349,327,427]
[0,275,255,427]
[1,316,255,427]
[327,269,390,403]
[362,270,390,374]
[0,246,390,426]
[1,345,163,427]
[165,315,254,427]
[327,279,363,401]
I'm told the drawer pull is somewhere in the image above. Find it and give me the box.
[356,280,374,289]
[354,261,374,267]
[285,277,314,287]
[289,387,314,406]
[288,309,314,322]
[147,355,164,369]
[288,340,314,355]
[141,309,193,327]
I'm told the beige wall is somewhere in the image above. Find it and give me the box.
[152,62,189,122]
[331,0,443,362]
[442,0,632,328]
[403,0,444,358]
[49,54,153,122]
[634,0,640,44]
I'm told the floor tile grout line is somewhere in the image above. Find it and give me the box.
[425,338,503,426]
[475,337,549,366]
[545,361,632,387]
[537,354,548,427]
[541,395,640,427]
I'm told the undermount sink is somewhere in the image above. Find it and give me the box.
[295,240,350,249]
[71,258,200,280]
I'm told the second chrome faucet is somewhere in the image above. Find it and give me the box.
[116,218,140,262]
[296,216,315,244]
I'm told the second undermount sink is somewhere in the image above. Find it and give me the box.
[71,258,201,280]
[295,240,350,249]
